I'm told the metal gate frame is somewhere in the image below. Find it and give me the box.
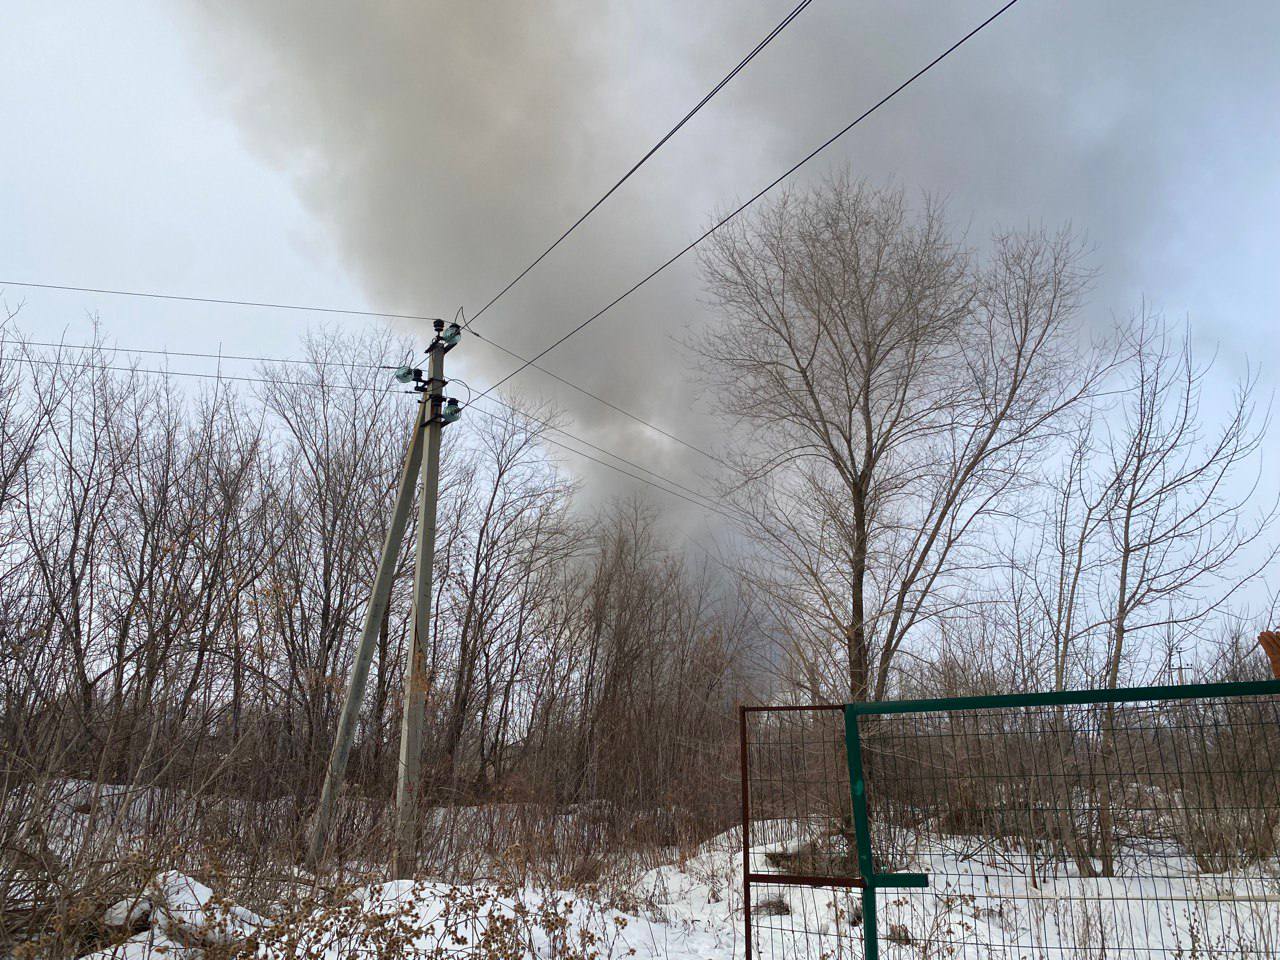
[740,704,856,960]
[742,678,1280,960]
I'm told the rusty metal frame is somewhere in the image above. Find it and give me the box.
[741,703,856,960]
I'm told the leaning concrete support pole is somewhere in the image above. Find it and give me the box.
[308,394,428,867]
[393,338,445,879]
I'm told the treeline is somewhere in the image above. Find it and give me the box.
[4,180,1278,951]
[0,327,747,889]
[697,179,1275,704]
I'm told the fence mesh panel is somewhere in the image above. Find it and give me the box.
[862,694,1280,958]
[743,684,1280,960]
[743,706,861,960]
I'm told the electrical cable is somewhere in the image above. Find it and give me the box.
[0,279,443,325]
[1,290,719,457]
[13,333,723,462]
[467,0,1024,406]
[17,338,387,370]
[8,341,720,500]
[466,394,718,504]
[467,0,818,327]
[464,326,723,462]
[464,402,737,522]
[5,354,388,394]
[5,350,728,514]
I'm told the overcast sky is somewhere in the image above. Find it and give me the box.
[3,0,1277,541]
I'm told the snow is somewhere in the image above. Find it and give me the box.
[146,870,265,945]
[738,833,1280,958]
[82,929,192,960]
[73,826,1280,959]
[85,871,265,959]
[75,836,744,960]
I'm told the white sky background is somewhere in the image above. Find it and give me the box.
[2,0,1278,568]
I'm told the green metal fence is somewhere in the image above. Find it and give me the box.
[743,680,1280,960]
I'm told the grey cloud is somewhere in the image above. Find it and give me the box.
[179,0,1280,520]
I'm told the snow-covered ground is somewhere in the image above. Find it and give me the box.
[75,825,1280,959]
[82,835,745,960]
[742,850,1280,958]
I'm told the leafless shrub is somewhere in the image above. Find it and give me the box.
[0,328,749,952]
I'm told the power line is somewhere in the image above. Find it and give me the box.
[0,0,809,465]
[9,339,720,498]
[0,279,444,325]
[464,402,737,522]
[469,0,1024,406]
[466,395,719,505]
[13,328,722,460]
[2,286,720,458]
[5,349,728,514]
[17,339,389,370]
[464,326,723,463]
[467,0,817,327]
[4,354,392,394]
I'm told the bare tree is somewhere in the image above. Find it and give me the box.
[254,328,413,799]
[1024,313,1275,691]
[698,177,1097,699]
[0,325,753,949]
[1098,317,1274,686]
[430,399,578,797]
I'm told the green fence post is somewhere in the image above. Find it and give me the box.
[844,704,930,959]
[844,705,878,960]
[836,680,1278,958]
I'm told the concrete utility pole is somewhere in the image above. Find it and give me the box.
[307,393,429,866]
[307,319,461,874]
[393,319,458,878]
